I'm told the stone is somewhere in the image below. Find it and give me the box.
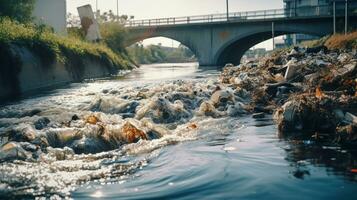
[0,142,31,162]
[34,117,50,130]
[12,125,37,142]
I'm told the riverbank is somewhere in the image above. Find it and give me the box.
[0,19,133,102]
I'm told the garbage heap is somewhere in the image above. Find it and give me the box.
[220,46,357,145]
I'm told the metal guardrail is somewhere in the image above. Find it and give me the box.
[125,5,355,27]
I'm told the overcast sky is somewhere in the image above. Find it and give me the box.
[67,0,285,49]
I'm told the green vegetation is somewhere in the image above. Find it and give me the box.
[0,18,133,70]
[0,0,35,23]
[128,43,196,64]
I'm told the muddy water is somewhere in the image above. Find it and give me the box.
[0,63,357,199]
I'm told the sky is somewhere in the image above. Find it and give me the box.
[67,0,284,49]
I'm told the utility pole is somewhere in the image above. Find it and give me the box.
[333,0,336,34]
[116,0,119,21]
[226,0,229,21]
[95,0,98,18]
[345,0,348,34]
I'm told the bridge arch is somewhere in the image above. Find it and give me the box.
[214,26,326,66]
[126,31,200,61]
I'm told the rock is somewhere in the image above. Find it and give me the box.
[0,142,31,162]
[252,112,265,119]
[11,125,37,142]
[34,117,50,130]
[71,115,80,121]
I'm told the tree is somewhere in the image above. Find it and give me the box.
[0,0,36,23]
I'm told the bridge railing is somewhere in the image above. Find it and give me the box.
[125,4,354,27]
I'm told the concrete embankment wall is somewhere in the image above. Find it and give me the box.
[0,44,117,102]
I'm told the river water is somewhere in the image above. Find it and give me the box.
[0,63,357,199]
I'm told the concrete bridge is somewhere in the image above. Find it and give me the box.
[125,5,357,66]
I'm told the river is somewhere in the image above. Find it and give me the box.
[0,63,357,199]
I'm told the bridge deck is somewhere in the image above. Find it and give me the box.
[125,4,355,28]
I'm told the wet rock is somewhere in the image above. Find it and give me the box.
[10,125,37,142]
[0,142,31,162]
[70,137,110,154]
[34,117,50,130]
[45,128,82,148]
[252,112,265,119]
[71,115,80,121]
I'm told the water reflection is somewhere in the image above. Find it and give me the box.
[284,141,357,182]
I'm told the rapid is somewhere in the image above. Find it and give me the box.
[0,63,356,200]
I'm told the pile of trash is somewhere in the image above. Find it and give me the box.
[220,46,357,144]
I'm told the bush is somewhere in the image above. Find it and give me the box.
[100,22,128,53]
[0,0,35,23]
[0,18,132,70]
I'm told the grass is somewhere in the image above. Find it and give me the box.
[300,31,357,50]
[0,18,133,71]
[324,32,357,50]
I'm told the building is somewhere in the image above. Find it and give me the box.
[283,0,357,46]
[32,0,67,35]
[283,0,330,46]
